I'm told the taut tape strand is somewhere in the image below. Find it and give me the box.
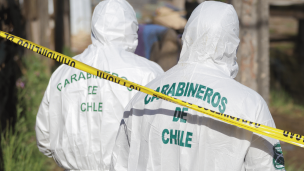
[1,30,304,148]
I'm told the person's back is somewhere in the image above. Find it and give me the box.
[111,2,285,171]
[35,0,164,170]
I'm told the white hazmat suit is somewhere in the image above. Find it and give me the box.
[110,1,285,171]
[35,0,164,170]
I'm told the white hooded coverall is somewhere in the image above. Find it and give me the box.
[110,1,285,171]
[35,0,164,170]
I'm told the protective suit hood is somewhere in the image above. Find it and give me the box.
[91,0,138,52]
[179,1,240,78]
[110,2,283,171]
[35,1,164,170]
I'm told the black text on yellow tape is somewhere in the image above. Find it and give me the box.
[1,30,304,148]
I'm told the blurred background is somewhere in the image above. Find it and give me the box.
[0,0,304,170]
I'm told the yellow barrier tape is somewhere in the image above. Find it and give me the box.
[1,30,304,148]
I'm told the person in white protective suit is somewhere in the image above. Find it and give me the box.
[35,0,164,170]
[110,1,285,171]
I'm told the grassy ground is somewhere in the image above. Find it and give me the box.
[269,39,304,169]
[270,89,304,117]
[270,89,304,170]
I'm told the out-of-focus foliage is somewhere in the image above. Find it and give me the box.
[270,89,304,116]
[1,44,74,170]
[1,54,53,171]
[0,0,24,132]
[0,1,25,169]
[270,43,304,104]
[1,96,45,171]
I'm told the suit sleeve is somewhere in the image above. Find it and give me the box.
[35,83,52,158]
[244,97,285,171]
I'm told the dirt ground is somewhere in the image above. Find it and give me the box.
[272,111,304,168]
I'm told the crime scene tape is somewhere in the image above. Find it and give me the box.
[1,30,304,148]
